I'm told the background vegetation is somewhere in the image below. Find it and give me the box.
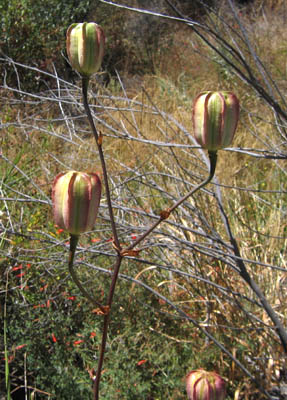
[1,0,287,399]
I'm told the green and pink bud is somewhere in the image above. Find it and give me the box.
[66,22,105,77]
[192,91,239,151]
[186,369,226,400]
[52,171,101,236]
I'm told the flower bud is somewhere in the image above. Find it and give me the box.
[186,369,226,400]
[192,91,239,151]
[66,22,105,77]
[52,171,101,236]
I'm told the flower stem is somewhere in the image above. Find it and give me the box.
[125,150,217,252]
[68,234,106,311]
[81,78,124,399]
[82,77,120,251]
[82,77,218,399]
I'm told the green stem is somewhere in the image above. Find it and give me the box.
[81,78,125,400]
[92,151,217,400]
[82,77,121,251]
[169,150,217,213]
[93,255,123,399]
[68,234,105,311]
[92,152,217,399]
[125,150,217,252]
[93,151,217,399]
[82,76,218,399]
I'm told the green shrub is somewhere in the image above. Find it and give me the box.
[0,0,91,90]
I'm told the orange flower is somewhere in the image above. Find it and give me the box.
[73,339,84,346]
[12,265,23,271]
[15,344,27,350]
[16,272,25,278]
[137,360,147,366]
[51,333,57,343]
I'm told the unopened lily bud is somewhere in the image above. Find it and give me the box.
[186,369,226,400]
[66,22,105,77]
[192,91,239,151]
[52,171,101,236]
